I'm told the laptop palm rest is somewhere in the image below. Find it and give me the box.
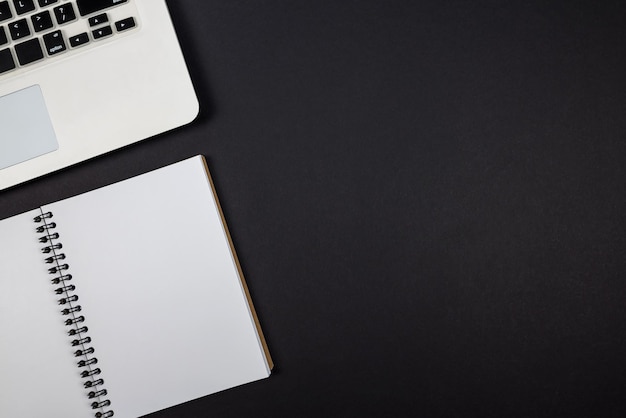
[0,85,58,170]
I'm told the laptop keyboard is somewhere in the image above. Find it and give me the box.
[0,0,138,76]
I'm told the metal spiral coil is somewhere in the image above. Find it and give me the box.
[35,211,114,418]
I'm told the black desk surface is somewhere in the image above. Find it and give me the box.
[2,1,625,417]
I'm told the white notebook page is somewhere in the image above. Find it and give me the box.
[39,156,270,417]
[0,211,91,417]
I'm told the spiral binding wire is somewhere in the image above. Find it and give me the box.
[35,211,114,418]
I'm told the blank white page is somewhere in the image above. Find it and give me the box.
[41,156,271,418]
[0,211,91,417]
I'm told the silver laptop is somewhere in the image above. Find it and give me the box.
[0,0,198,190]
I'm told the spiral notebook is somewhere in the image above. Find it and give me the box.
[0,156,272,418]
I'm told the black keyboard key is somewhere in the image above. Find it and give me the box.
[9,18,29,40]
[31,10,53,32]
[38,0,58,6]
[0,47,15,73]
[53,3,76,25]
[77,0,127,17]
[92,25,112,40]
[0,1,12,23]
[0,26,7,45]
[69,32,89,48]
[88,13,107,27]
[115,16,134,32]
[43,29,65,55]
[15,37,43,65]
[13,0,35,15]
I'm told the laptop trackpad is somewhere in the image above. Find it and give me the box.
[0,85,58,170]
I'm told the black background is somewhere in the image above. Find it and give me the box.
[2,1,626,417]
